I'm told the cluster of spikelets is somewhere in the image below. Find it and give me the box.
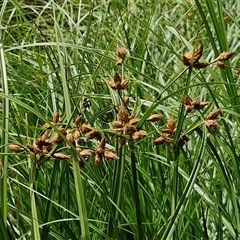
[9,112,119,168]
[9,45,234,166]
[182,45,235,69]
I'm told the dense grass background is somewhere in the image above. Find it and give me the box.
[0,0,240,239]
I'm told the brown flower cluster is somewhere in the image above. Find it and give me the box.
[205,109,221,132]
[182,44,235,70]
[215,51,235,69]
[9,111,119,168]
[110,106,148,146]
[182,45,209,69]
[153,117,190,145]
[183,95,209,113]
[108,72,130,90]
[116,46,127,66]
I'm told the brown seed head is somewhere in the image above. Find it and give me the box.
[153,135,167,145]
[85,130,102,140]
[217,61,227,69]
[128,117,140,125]
[194,101,210,110]
[132,130,147,140]
[206,109,221,120]
[74,116,82,127]
[108,80,118,90]
[27,144,42,154]
[120,78,130,89]
[53,111,60,124]
[53,153,70,160]
[185,105,194,113]
[124,95,130,105]
[41,131,49,141]
[193,45,203,62]
[111,121,124,128]
[205,119,219,132]
[80,149,94,158]
[147,114,162,122]
[9,144,24,153]
[183,95,192,105]
[104,149,119,160]
[116,59,124,66]
[124,123,137,134]
[95,153,103,165]
[42,123,51,130]
[80,124,93,134]
[216,51,235,61]
[73,129,81,140]
[193,62,209,69]
[118,107,129,124]
[116,46,127,60]
[167,117,176,132]
[113,72,122,88]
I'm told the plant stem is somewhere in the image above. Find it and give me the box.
[129,140,144,240]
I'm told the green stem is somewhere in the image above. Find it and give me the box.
[0,43,9,229]
[129,140,144,240]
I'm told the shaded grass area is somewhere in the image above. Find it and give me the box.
[0,0,240,239]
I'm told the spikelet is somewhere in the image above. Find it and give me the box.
[147,114,162,122]
[9,144,24,153]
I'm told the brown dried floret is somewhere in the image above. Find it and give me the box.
[183,95,192,105]
[116,46,127,60]
[42,123,51,130]
[80,149,94,158]
[192,62,209,69]
[95,153,103,165]
[185,104,194,113]
[9,144,24,153]
[183,95,209,112]
[85,130,101,140]
[74,116,82,127]
[124,123,137,134]
[217,61,227,69]
[80,124,93,134]
[108,80,118,90]
[167,117,176,132]
[147,114,162,122]
[73,129,81,140]
[128,117,140,125]
[41,131,50,141]
[104,149,119,160]
[116,59,124,66]
[132,130,147,140]
[113,72,122,89]
[53,153,70,160]
[111,121,124,128]
[182,45,209,69]
[205,119,219,132]
[119,78,130,89]
[124,95,130,105]
[27,144,42,154]
[153,135,167,145]
[216,51,235,61]
[96,138,106,155]
[118,107,129,124]
[53,111,60,124]
[206,109,221,120]
[66,133,74,143]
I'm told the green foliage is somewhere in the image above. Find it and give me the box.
[0,0,239,239]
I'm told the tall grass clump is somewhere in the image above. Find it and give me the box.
[0,0,239,239]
